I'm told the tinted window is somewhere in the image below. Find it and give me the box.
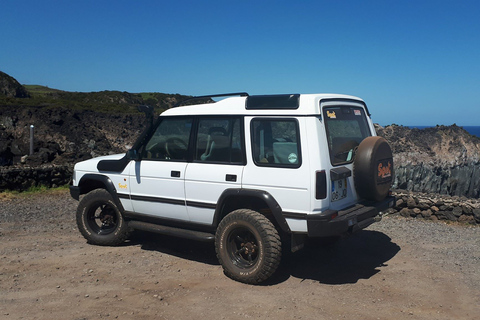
[246,94,300,109]
[251,118,301,168]
[195,117,244,164]
[323,106,371,165]
[143,117,193,161]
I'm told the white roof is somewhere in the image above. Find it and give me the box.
[160,93,365,117]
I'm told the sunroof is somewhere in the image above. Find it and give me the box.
[246,94,300,110]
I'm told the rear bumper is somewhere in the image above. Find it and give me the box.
[306,195,395,237]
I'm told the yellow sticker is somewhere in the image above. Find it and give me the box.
[118,183,128,189]
[327,110,336,119]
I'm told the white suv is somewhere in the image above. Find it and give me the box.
[70,93,395,284]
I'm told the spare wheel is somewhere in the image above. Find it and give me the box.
[353,136,394,202]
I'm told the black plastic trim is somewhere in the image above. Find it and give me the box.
[97,154,130,172]
[76,174,125,212]
[130,194,185,206]
[214,188,291,233]
[124,211,215,234]
[70,186,80,200]
[282,211,308,219]
[330,166,352,181]
[128,220,215,242]
[306,195,395,237]
[186,200,217,209]
[117,193,130,199]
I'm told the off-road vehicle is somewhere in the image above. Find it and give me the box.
[70,93,395,284]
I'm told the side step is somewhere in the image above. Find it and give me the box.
[128,220,215,242]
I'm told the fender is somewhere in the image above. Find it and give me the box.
[214,188,291,233]
[76,174,126,212]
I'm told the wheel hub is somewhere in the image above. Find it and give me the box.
[242,241,256,255]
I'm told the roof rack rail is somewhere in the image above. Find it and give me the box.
[174,92,249,107]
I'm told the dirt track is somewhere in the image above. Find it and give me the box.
[1,190,479,319]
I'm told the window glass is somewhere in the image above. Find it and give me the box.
[195,117,244,164]
[323,106,371,165]
[251,119,301,168]
[143,117,192,161]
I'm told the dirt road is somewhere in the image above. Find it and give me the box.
[1,190,479,319]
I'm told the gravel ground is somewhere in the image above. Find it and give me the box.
[1,190,479,319]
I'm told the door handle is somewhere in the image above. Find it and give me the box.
[226,174,237,182]
[171,171,181,178]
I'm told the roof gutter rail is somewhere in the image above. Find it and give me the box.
[174,92,249,108]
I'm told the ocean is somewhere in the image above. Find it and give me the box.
[407,126,480,138]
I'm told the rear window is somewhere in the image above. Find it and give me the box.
[323,106,371,165]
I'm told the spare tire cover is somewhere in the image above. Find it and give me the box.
[353,136,394,202]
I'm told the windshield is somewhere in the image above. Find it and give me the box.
[323,105,371,165]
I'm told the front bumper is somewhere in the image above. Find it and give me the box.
[306,195,395,237]
[70,186,80,201]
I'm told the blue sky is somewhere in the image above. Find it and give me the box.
[1,0,479,126]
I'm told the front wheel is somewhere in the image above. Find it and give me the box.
[76,189,128,246]
[215,209,282,284]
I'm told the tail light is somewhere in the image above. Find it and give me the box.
[316,170,327,199]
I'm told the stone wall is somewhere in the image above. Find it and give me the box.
[0,164,73,191]
[390,190,480,224]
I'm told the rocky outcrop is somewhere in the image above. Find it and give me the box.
[377,124,480,198]
[0,71,30,98]
[0,106,145,168]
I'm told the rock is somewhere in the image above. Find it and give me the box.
[421,209,432,218]
[395,198,406,208]
[473,209,480,223]
[452,207,463,218]
[399,208,411,217]
[458,215,475,224]
[462,205,472,215]
[407,197,417,208]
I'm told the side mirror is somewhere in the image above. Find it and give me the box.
[127,149,140,161]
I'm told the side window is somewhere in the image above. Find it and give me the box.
[143,117,193,161]
[195,117,244,164]
[251,118,301,168]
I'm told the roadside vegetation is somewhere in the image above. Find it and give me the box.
[0,184,70,201]
[0,84,193,115]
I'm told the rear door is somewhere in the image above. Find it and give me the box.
[321,101,372,209]
[184,116,245,225]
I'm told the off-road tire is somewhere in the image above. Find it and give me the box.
[353,136,394,202]
[76,189,128,246]
[215,209,282,284]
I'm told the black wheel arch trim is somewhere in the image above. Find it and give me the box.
[213,188,291,233]
[75,174,126,212]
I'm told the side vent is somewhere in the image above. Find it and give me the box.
[316,170,327,199]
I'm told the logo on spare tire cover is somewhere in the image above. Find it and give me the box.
[377,159,392,184]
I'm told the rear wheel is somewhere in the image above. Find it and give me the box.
[215,209,282,284]
[76,189,128,246]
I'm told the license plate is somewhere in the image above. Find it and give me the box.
[331,178,347,202]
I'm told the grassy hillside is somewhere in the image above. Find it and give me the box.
[1,84,192,114]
